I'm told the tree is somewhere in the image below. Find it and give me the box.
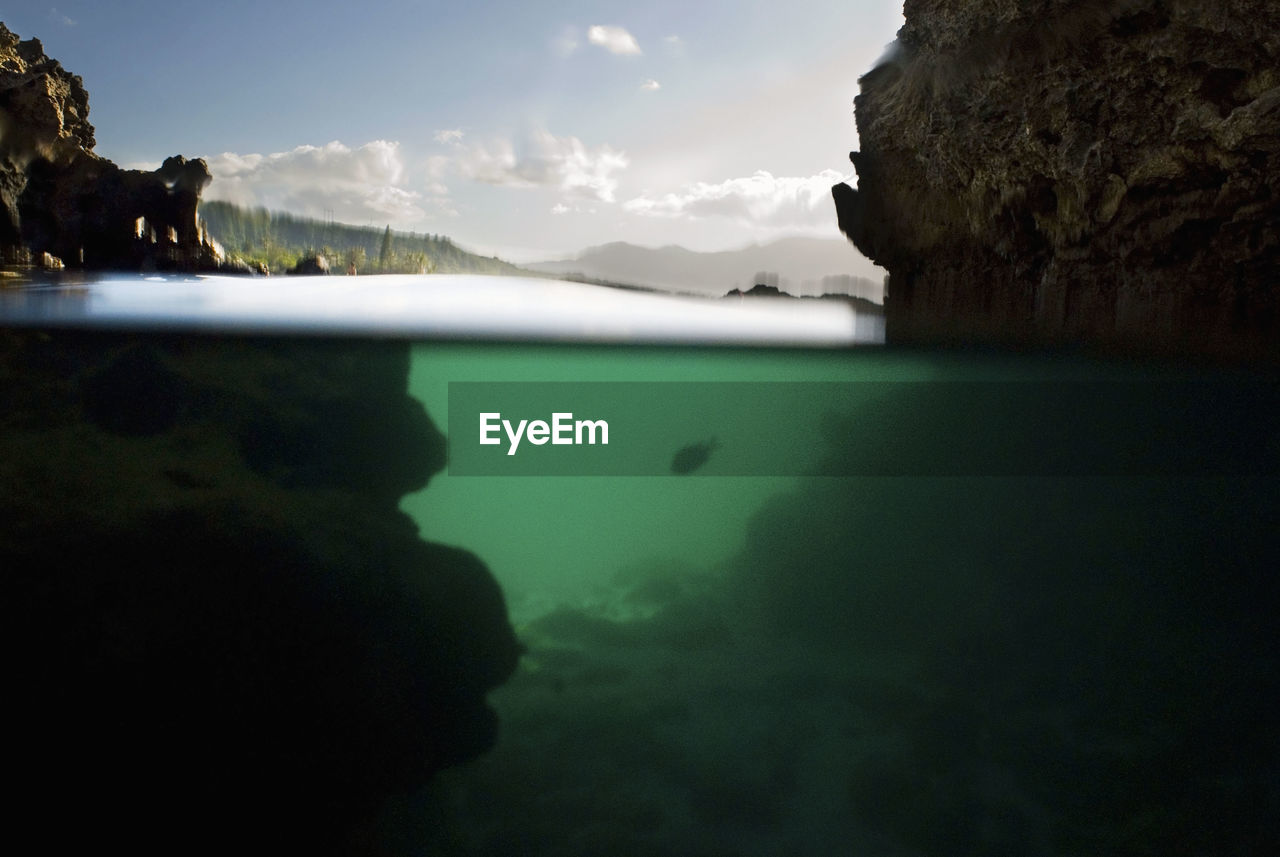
[378,225,393,272]
[346,246,366,272]
[405,250,433,274]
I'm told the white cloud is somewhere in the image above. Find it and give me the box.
[640,79,661,91]
[49,8,76,26]
[553,26,580,58]
[624,169,850,228]
[433,129,464,145]
[663,34,683,54]
[202,140,434,225]
[422,197,460,218]
[588,25,642,56]
[549,202,599,216]
[425,154,452,180]
[454,129,629,203]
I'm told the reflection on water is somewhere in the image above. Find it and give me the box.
[1,278,1274,856]
[0,273,879,345]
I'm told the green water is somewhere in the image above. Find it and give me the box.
[390,343,1277,855]
[4,317,1273,854]
[402,345,942,620]
[400,344,1213,618]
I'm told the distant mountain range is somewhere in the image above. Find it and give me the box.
[525,237,884,300]
[197,202,885,297]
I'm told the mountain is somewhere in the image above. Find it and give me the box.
[524,237,885,300]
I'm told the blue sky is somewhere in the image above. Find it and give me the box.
[5,1,902,267]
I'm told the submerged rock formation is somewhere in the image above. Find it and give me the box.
[834,0,1279,357]
[0,23,226,270]
[0,331,521,853]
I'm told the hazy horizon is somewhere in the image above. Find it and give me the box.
[524,234,886,295]
[4,2,902,266]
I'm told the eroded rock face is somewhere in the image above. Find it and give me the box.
[834,0,1279,357]
[0,331,520,853]
[0,23,224,270]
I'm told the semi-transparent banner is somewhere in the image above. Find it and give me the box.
[446,380,1279,476]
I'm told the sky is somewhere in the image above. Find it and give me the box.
[4,1,903,268]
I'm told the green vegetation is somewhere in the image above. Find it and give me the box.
[197,201,529,276]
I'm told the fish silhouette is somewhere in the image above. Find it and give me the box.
[670,437,719,474]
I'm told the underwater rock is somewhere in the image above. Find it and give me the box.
[0,329,518,852]
[731,471,1278,855]
[0,23,228,271]
[835,0,1280,357]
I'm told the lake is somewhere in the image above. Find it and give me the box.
[2,274,1274,856]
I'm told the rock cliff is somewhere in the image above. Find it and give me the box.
[0,22,225,270]
[834,0,1279,357]
[0,330,521,853]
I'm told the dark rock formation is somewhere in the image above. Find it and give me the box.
[834,0,1279,357]
[725,283,790,298]
[290,253,332,275]
[733,465,1278,855]
[0,330,521,853]
[724,283,887,321]
[1,23,229,271]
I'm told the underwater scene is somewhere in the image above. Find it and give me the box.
[3,299,1275,856]
[401,344,1280,856]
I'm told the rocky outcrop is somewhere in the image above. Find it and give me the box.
[834,0,1279,357]
[725,283,791,298]
[1,23,227,270]
[0,330,521,853]
[290,252,332,275]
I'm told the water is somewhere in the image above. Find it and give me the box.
[0,273,877,345]
[2,275,1276,856]
[403,344,925,621]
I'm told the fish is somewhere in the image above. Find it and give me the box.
[670,437,719,474]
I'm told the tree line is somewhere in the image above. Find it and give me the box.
[197,201,527,276]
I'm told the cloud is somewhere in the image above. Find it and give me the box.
[588,25,642,56]
[202,140,435,225]
[433,129,464,145]
[49,8,76,26]
[663,34,683,54]
[549,202,599,216]
[454,129,629,203]
[425,154,453,181]
[553,26,579,58]
[640,79,661,91]
[624,169,851,227]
